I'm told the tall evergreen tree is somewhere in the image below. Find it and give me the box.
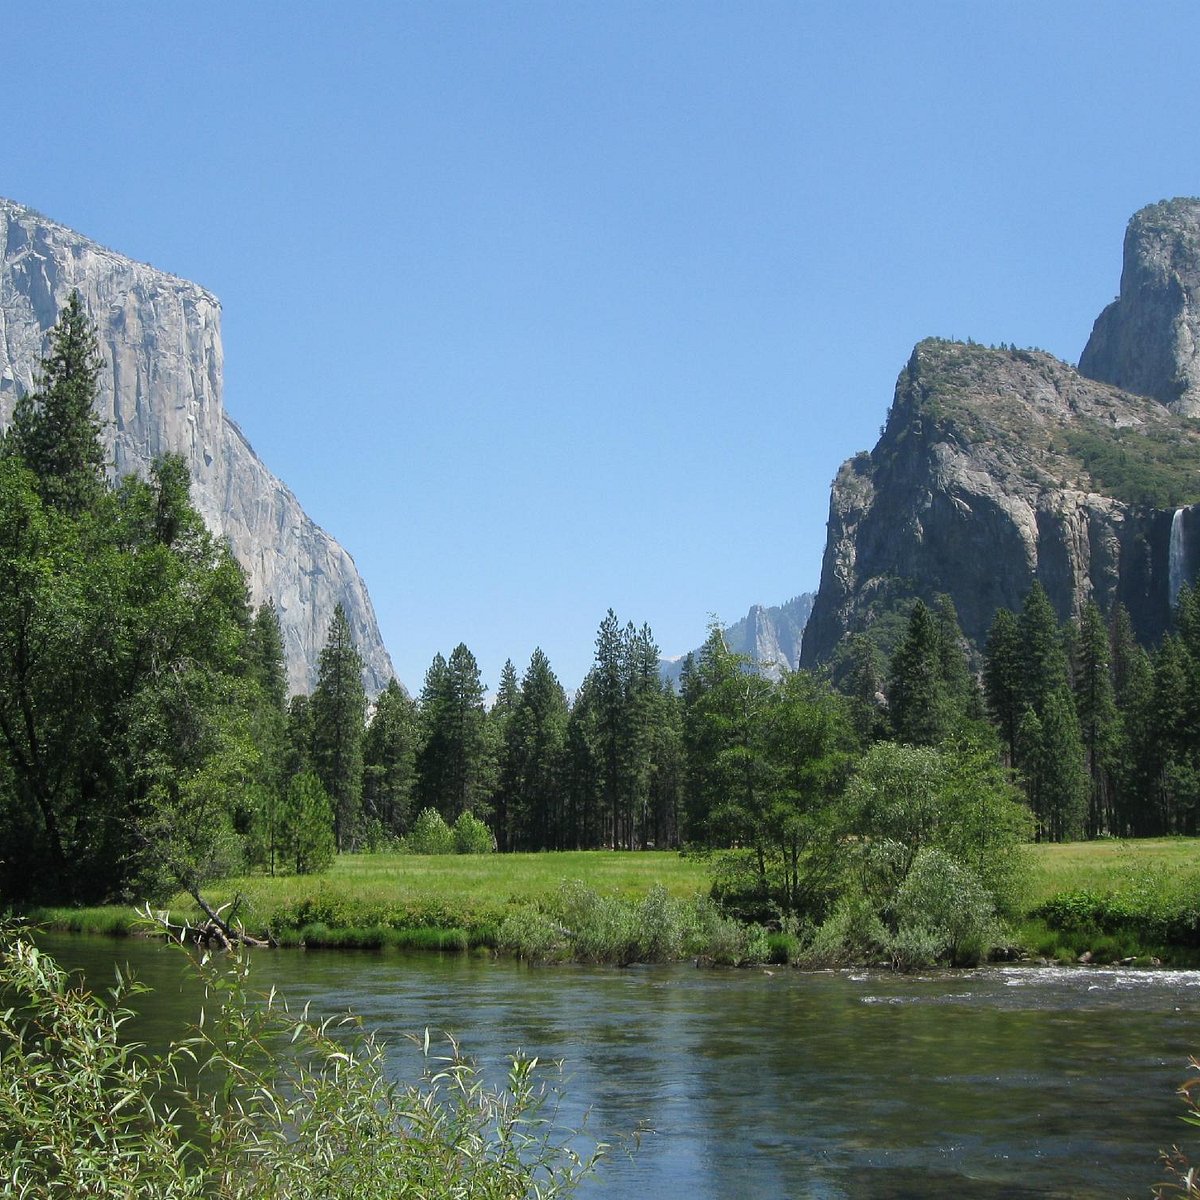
[591,610,627,847]
[246,601,289,796]
[500,649,569,850]
[486,659,521,846]
[361,679,419,838]
[1018,581,1069,714]
[1073,601,1118,836]
[1146,635,1200,835]
[983,607,1023,766]
[1109,607,1155,836]
[887,600,946,746]
[1036,686,1088,842]
[843,633,888,746]
[415,644,490,822]
[309,604,366,851]
[562,673,601,849]
[6,291,107,516]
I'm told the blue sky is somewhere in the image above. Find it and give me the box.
[7,2,1200,692]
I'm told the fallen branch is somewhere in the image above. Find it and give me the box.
[140,898,275,950]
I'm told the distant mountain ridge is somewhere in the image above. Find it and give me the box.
[660,593,814,686]
[801,198,1200,668]
[0,198,395,695]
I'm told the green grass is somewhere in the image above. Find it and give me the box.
[1017,837,1200,965]
[24,839,1200,964]
[171,851,711,945]
[1024,837,1200,904]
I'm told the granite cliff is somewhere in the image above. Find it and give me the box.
[1080,198,1200,417]
[0,198,394,695]
[802,199,1200,668]
[661,593,814,686]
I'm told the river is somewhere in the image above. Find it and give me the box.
[37,934,1200,1199]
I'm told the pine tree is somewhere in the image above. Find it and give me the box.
[310,604,366,851]
[7,291,107,515]
[276,771,336,874]
[248,601,289,712]
[362,679,418,838]
[1073,601,1118,836]
[1109,607,1155,835]
[1147,636,1199,834]
[983,607,1023,766]
[501,648,569,850]
[246,601,289,799]
[933,594,983,721]
[843,633,887,746]
[887,600,945,746]
[1018,581,1068,715]
[415,645,490,822]
[487,659,521,847]
[562,674,600,848]
[591,610,626,847]
[1038,685,1088,841]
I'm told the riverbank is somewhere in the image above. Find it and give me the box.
[21,838,1200,966]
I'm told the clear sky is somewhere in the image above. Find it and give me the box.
[7,2,1200,693]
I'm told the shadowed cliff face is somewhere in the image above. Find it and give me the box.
[803,198,1200,669]
[800,338,1200,668]
[1080,198,1200,416]
[0,198,395,696]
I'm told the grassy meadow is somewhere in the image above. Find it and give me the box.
[23,838,1200,963]
[1024,836,1200,902]
[193,850,712,948]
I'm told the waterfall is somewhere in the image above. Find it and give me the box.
[1169,507,1187,608]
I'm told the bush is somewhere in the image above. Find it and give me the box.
[496,905,569,962]
[0,924,603,1198]
[406,808,456,855]
[452,811,495,855]
[554,880,639,965]
[688,896,767,966]
[890,848,998,966]
[635,884,687,962]
[800,894,890,967]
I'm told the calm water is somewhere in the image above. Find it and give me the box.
[38,934,1200,1199]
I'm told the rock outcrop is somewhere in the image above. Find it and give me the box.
[0,198,394,696]
[1080,198,1200,416]
[661,593,814,685]
[802,198,1200,668]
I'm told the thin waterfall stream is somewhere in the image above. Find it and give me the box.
[1170,507,1187,607]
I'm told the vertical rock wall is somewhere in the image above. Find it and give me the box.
[1080,198,1200,416]
[0,198,395,696]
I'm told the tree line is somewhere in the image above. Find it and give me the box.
[2,297,1196,913]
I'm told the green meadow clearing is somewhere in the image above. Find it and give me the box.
[26,837,1200,960]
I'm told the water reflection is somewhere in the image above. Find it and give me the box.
[40,935,1200,1200]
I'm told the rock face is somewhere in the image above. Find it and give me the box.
[661,593,814,686]
[801,201,1200,669]
[0,198,395,696]
[1080,198,1200,416]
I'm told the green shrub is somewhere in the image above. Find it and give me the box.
[452,811,495,855]
[497,905,569,962]
[0,924,603,1198]
[689,896,764,966]
[634,885,687,962]
[891,848,998,966]
[554,880,639,965]
[800,894,890,967]
[766,932,801,965]
[406,808,456,856]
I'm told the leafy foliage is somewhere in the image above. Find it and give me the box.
[0,925,603,1198]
